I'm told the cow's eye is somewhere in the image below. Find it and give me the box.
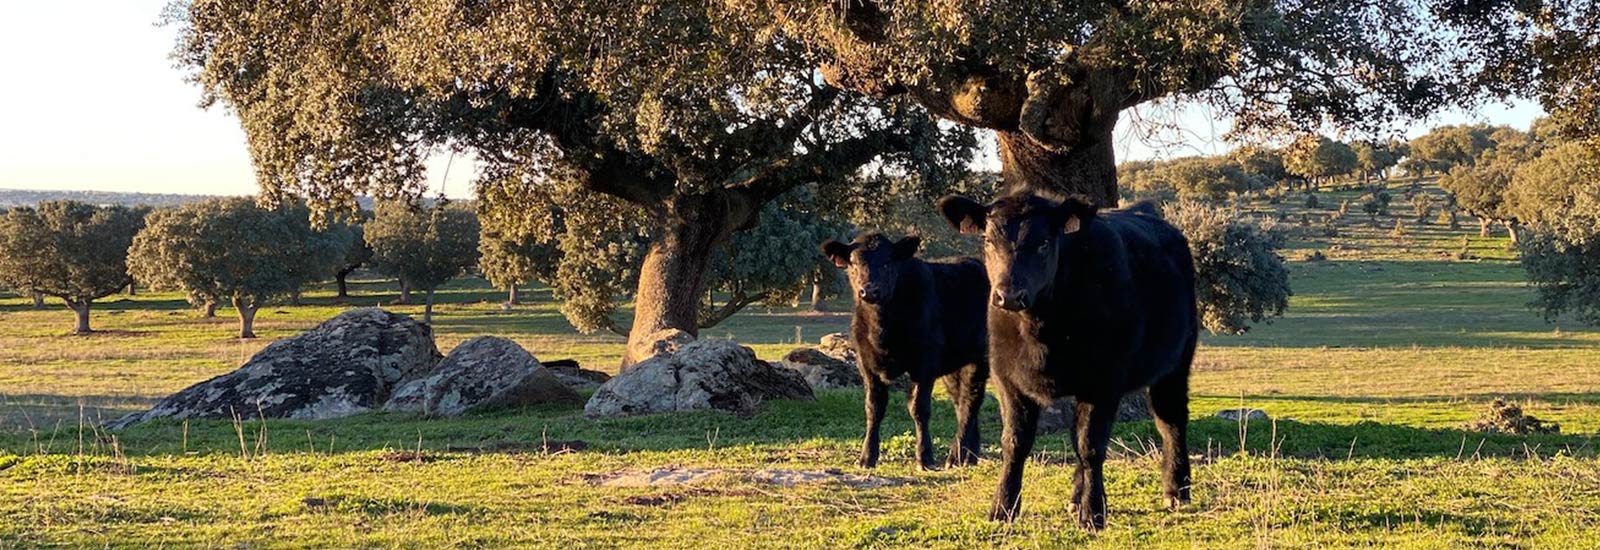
[1037,242,1050,254]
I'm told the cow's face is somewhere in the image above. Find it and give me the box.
[821,233,921,305]
[939,194,1095,311]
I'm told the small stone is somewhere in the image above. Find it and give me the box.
[1216,408,1270,422]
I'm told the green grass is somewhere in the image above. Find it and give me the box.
[4,179,1600,547]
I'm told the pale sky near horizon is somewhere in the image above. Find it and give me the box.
[0,0,1547,198]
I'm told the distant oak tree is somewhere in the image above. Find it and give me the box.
[366,202,481,324]
[0,201,143,334]
[129,198,350,338]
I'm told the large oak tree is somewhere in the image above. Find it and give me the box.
[757,0,1573,204]
[172,0,970,366]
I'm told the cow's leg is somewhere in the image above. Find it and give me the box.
[908,373,938,470]
[989,382,1042,521]
[945,364,987,466]
[1149,367,1193,508]
[859,376,889,468]
[1073,397,1119,531]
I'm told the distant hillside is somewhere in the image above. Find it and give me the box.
[0,189,381,210]
[0,188,226,208]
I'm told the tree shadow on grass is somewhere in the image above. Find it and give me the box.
[9,390,1594,463]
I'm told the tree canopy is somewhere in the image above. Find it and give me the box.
[129,198,350,338]
[0,201,144,333]
[755,0,1565,203]
[367,202,481,324]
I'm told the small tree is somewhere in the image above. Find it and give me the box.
[1304,193,1319,210]
[334,215,373,299]
[1411,194,1436,224]
[130,198,350,338]
[1507,143,1600,324]
[477,177,561,307]
[367,201,480,324]
[1164,200,1291,335]
[0,201,142,334]
[1440,152,1521,240]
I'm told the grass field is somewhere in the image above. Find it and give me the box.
[4,181,1600,548]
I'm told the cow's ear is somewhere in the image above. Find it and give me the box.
[937,195,987,234]
[891,235,921,260]
[820,240,854,268]
[1058,196,1099,234]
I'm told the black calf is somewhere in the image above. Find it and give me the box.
[939,193,1199,529]
[821,233,990,469]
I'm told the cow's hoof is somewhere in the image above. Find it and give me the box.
[918,460,941,472]
[857,456,878,469]
[1076,510,1106,531]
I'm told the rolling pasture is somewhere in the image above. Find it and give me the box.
[3,184,1599,548]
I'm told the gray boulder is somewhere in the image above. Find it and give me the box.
[108,309,439,429]
[818,333,857,366]
[1035,391,1153,434]
[777,348,861,390]
[384,336,582,417]
[585,339,814,418]
[1216,408,1270,422]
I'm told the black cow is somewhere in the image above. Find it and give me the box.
[821,233,990,470]
[938,193,1198,529]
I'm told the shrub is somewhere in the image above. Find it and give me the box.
[1165,200,1292,334]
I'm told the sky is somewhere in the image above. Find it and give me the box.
[0,1,1547,198]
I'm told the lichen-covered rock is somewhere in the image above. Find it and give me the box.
[384,336,581,417]
[818,333,857,366]
[1216,408,1270,422]
[108,309,439,428]
[777,348,861,390]
[544,359,611,390]
[585,339,814,418]
[1035,391,1153,434]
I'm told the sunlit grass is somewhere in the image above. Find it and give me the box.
[3,180,1599,546]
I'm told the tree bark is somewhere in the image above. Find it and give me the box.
[31,291,44,309]
[508,283,521,306]
[1503,220,1521,245]
[336,268,353,298]
[995,127,1119,207]
[203,300,218,318]
[126,283,136,296]
[233,297,258,339]
[1478,217,1491,237]
[810,277,826,312]
[69,301,92,334]
[397,279,411,304]
[423,288,437,324]
[290,287,303,306]
[622,193,748,368]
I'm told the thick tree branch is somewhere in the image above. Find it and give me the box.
[698,290,771,329]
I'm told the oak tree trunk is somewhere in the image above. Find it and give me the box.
[70,301,92,334]
[423,288,437,324]
[203,301,218,318]
[126,283,136,296]
[622,194,745,368]
[336,269,353,298]
[31,291,44,309]
[397,279,412,304]
[508,283,521,306]
[1479,217,1492,237]
[290,287,303,306]
[995,127,1119,207]
[233,297,258,339]
[810,277,825,312]
[1503,220,1521,245]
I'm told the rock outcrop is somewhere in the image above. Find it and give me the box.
[109,309,439,428]
[383,336,581,417]
[585,339,814,418]
[776,348,861,390]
